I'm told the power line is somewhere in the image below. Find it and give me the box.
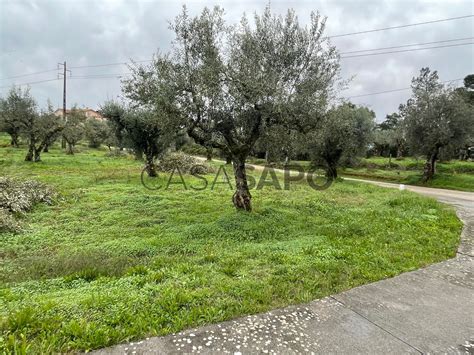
[0,69,57,81]
[69,59,151,69]
[329,14,474,38]
[339,37,474,55]
[344,78,464,99]
[0,78,59,89]
[70,73,131,79]
[341,42,473,58]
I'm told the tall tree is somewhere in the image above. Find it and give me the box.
[401,68,473,181]
[309,103,374,178]
[124,6,340,211]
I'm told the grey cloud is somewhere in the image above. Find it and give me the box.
[0,0,472,121]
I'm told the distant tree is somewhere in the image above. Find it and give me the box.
[455,74,474,106]
[121,108,176,176]
[100,101,127,151]
[374,113,407,158]
[21,104,64,162]
[63,107,86,155]
[401,68,473,181]
[123,6,340,211]
[0,87,35,147]
[84,119,111,149]
[308,102,374,179]
[464,74,474,90]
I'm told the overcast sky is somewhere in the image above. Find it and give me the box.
[1,0,473,121]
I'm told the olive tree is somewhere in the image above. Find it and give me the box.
[100,101,127,151]
[121,107,176,176]
[373,113,406,158]
[84,119,112,148]
[0,87,34,147]
[124,6,340,211]
[400,68,473,181]
[63,107,86,155]
[309,102,375,179]
[22,104,64,162]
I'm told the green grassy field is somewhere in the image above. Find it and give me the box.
[0,139,463,353]
[247,157,474,192]
[341,157,474,192]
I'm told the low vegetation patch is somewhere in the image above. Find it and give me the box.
[0,141,462,353]
[0,177,56,233]
[157,152,215,174]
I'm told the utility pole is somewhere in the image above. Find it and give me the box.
[58,62,71,148]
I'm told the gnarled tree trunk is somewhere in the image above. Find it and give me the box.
[422,149,438,182]
[145,153,157,177]
[232,156,252,211]
[10,133,19,148]
[66,142,74,155]
[327,164,338,179]
[206,146,213,161]
[25,144,34,161]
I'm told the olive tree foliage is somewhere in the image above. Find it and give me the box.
[84,119,113,149]
[454,74,474,159]
[0,87,34,147]
[400,68,473,181]
[121,108,177,176]
[0,87,63,162]
[63,107,86,155]
[100,101,127,151]
[100,98,179,174]
[308,103,375,178]
[372,113,406,158]
[123,6,340,211]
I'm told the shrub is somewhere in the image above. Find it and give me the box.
[0,177,56,233]
[157,152,214,174]
[104,150,128,158]
[0,208,20,232]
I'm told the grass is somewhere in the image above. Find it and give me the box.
[341,157,474,192]
[247,156,474,192]
[0,136,463,353]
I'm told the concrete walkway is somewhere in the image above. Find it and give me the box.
[96,179,474,355]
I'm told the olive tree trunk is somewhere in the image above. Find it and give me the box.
[25,143,35,161]
[145,153,157,177]
[206,146,213,161]
[232,156,252,211]
[327,165,338,179]
[66,142,74,155]
[10,133,19,148]
[422,149,438,182]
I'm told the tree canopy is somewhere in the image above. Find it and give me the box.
[123,5,341,210]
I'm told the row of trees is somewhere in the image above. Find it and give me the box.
[372,71,473,181]
[0,88,117,161]
[1,6,472,210]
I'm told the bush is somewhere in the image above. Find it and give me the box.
[157,152,214,174]
[0,208,21,232]
[0,177,56,233]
